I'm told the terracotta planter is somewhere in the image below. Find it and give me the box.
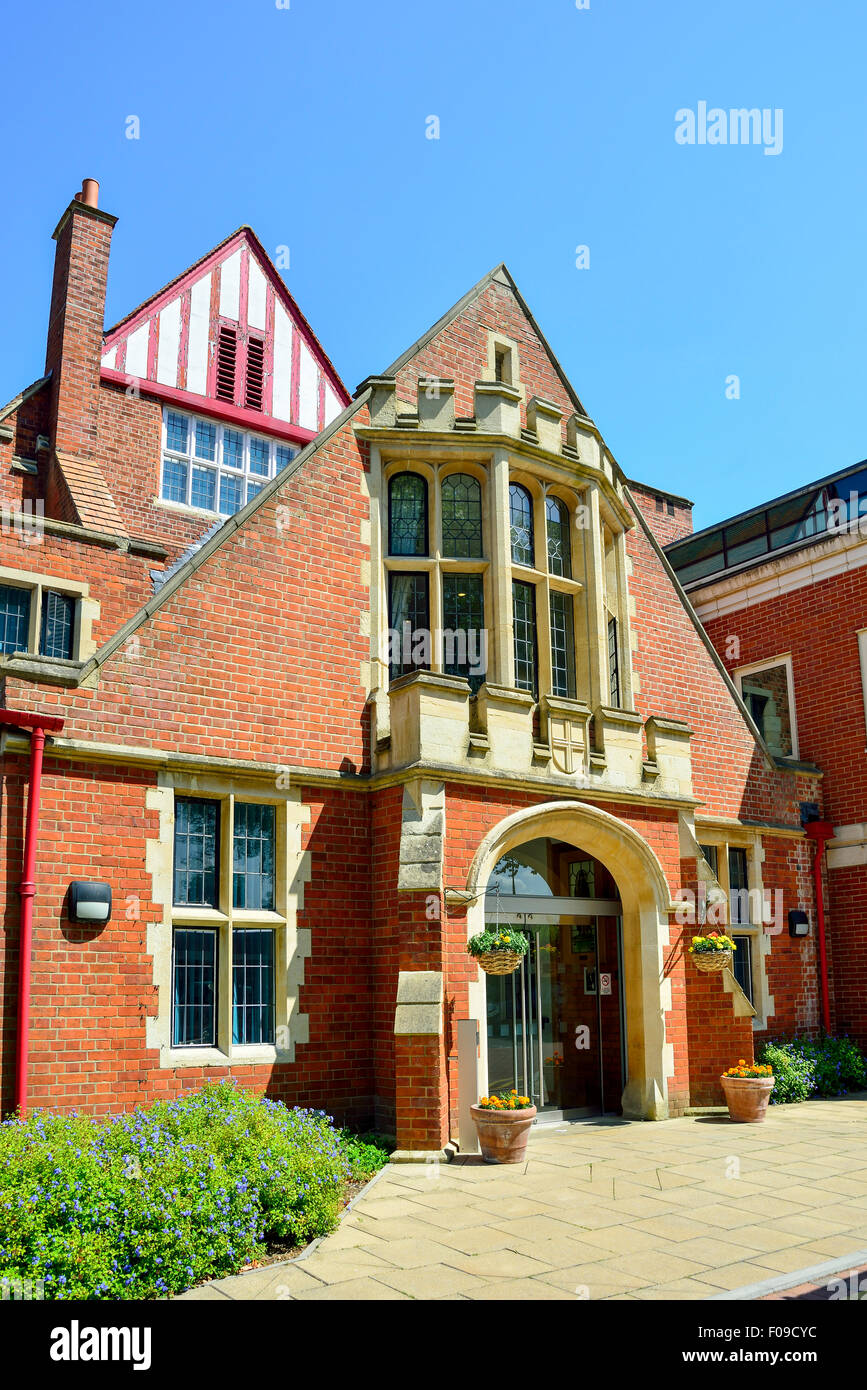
[470,1104,537,1163]
[721,1074,775,1122]
[693,950,733,974]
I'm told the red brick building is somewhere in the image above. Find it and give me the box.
[0,181,826,1153]
[667,466,867,1052]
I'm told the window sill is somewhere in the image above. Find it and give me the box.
[165,1045,280,1068]
[153,497,223,521]
[232,910,286,924]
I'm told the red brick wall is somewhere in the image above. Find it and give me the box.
[628,480,694,546]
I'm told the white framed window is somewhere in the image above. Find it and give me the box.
[159,408,299,517]
[735,653,799,759]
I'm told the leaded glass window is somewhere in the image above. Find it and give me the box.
[608,617,620,708]
[0,584,30,655]
[160,409,297,517]
[512,580,537,696]
[732,935,754,1002]
[233,803,275,911]
[442,573,486,692]
[388,572,431,682]
[510,483,534,567]
[549,591,576,699]
[172,928,217,1047]
[40,591,75,660]
[546,497,571,578]
[232,929,275,1045]
[441,473,483,558]
[173,797,219,907]
[388,473,428,556]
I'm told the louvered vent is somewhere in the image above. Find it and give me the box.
[245,337,265,411]
[215,326,237,402]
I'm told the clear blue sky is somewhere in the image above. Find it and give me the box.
[2,0,865,529]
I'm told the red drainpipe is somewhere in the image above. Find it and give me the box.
[0,708,65,1116]
[804,820,835,1035]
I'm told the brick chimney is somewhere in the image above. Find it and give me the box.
[44,179,117,459]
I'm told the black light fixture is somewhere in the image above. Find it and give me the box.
[68,881,112,925]
[788,909,810,938]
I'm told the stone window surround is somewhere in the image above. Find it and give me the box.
[0,562,99,662]
[693,822,774,1031]
[145,770,311,1069]
[373,450,633,738]
[733,652,799,761]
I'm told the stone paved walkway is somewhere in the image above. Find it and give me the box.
[177,1094,867,1301]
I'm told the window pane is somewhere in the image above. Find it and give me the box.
[608,616,620,707]
[249,438,270,477]
[232,929,275,1045]
[222,429,244,469]
[728,847,751,924]
[549,591,575,698]
[161,457,188,504]
[699,844,719,877]
[388,572,430,682]
[741,664,794,757]
[442,574,485,692]
[172,929,217,1046]
[0,584,31,655]
[512,580,537,695]
[219,474,244,515]
[247,481,263,503]
[165,411,189,454]
[194,420,217,461]
[732,935,753,1002]
[442,474,482,559]
[388,473,428,556]
[510,483,534,567]
[546,498,571,578]
[190,465,217,512]
[173,797,219,906]
[40,590,75,660]
[233,803,275,910]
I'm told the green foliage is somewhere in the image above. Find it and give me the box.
[757,1042,815,1104]
[336,1130,391,1182]
[757,1035,867,1103]
[0,1081,373,1300]
[467,927,529,958]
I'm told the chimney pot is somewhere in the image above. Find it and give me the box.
[80,179,99,209]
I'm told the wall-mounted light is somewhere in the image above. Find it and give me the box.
[68,881,112,925]
[788,909,810,938]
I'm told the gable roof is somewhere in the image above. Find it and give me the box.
[381,262,592,423]
[100,227,349,441]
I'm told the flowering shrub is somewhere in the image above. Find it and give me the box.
[722,1060,774,1079]
[757,1043,815,1104]
[477,1090,534,1110]
[0,1081,377,1300]
[467,927,529,958]
[688,933,736,955]
[758,1036,867,1102]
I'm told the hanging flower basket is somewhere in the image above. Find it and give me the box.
[689,933,735,974]
[467,927,529,977]
[476,951,524,976]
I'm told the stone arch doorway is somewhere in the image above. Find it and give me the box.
[464,801,674,1121]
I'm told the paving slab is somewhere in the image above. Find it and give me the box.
[181,1094,867,1302]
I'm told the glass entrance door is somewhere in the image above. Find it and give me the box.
[485,914,625,1118]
